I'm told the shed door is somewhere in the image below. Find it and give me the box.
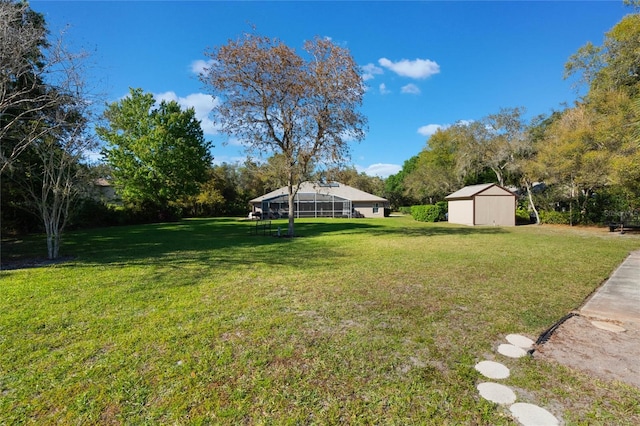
[475,196,515,226]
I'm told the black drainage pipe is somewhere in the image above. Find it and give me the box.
[528,312,578,355]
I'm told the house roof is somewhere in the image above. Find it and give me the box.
[445,183,515,200]
[250,182,388,203]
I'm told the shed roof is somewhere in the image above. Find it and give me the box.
[445,183,515,200]
[250,182,388,203]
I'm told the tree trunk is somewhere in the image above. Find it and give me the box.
[525,181,540,224]
[491,167,504,187]
[287,181,295,237]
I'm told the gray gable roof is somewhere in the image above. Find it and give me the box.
[250,182,388,203]
[445,183,515,200]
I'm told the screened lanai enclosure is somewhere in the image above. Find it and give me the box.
[250,182,388,219]
[260,191,353,219]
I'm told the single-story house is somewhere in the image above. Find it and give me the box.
[445,183,516,226]
[92,178,117,202]
[249,182,388,219]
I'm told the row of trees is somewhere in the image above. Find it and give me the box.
[385,11,640,225]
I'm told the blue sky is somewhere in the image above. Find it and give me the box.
[32,1,631,178]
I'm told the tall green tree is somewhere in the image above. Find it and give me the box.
[403,128,463,204]
[97,88,213,220]
[384,155,419,210]
[562,11,640,214]
[200,33,367,236]
[448,108,527,188]
[566,13,640,97]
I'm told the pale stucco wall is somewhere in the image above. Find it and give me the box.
[353,202,385,218]
[448,199,474,225]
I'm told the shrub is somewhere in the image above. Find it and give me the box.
[435,201,448,221]
[69,199,123,229]
[411,204,444,222]
[398,206,412,215]
[516,208,532,225]
[539,210,572,225]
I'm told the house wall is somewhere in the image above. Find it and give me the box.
[474,195,516,226]
[448,199,474,225]
[353,201,385,218]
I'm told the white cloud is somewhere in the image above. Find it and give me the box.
[362,63,384,81]
[417,124,446,137]
[417,119,474,137]
[212,155,248,166]
[378,57,440,79]
[226,137,244,146]
[357,163,402,178]
[190,59,216,75]
[401,83,421,95]
[379,83,391,95]
[154,91,219,135]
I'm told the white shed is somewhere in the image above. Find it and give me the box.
[445,183,516,226]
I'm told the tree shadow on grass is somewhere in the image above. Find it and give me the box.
[295,218,507,239]
[5,217,507,271]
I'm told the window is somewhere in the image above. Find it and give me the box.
[373,203,379,214]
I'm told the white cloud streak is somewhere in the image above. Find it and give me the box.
[401,83,421,95]
[379,83,391,95]
[190,59,216,75]
[417,124,446,136]
[361,63,384,81]
[154,91,219,135]
[357,163,402,178]
[378,57,440,79]
[417,119,474,137]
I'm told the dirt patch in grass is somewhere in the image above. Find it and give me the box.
[534,314,640,389]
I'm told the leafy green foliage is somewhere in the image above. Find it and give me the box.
[384,155,420,209]
[97,88,212,220]
[516,208,532,225]
[410,203,446,222]
[539,210,573,225]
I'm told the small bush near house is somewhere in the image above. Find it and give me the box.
[435,201,448,220]
[398,206,412,215]
[411,204,446,222]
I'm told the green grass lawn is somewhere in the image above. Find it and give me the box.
[2,216,640,424]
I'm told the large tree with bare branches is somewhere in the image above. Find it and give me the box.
[1,0,96,259]
[200,33,367,236]
[1,0,51,173]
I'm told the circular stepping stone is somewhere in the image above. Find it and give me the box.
[591,320,626,333]
[506,334,534,349]
[498,343,528,358]
[475,360,510,379]
[509,402,559,426]
[477,382,517,405]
